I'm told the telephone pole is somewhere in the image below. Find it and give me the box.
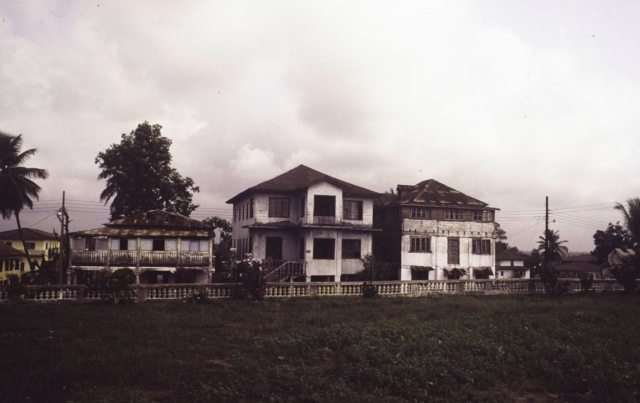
[544,196,549,266]
[57,191,69,285]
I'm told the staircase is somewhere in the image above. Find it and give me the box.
[264,261,306,282]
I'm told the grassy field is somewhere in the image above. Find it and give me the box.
[1,294,640,403]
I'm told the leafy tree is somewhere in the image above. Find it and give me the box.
[536,229,568,263]
[359,254,398,281]
[591,222,634,264]
[610,199,640,291]
[0,132,49,271]
[95,122,200,220]
[494,222,509,253]
[525,249,542,277]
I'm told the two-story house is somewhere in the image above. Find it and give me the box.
[69,210,214,284]
[495,251,531,279]
[226,165,380,282]
[373,180,498,281]
[0,229,60,264]
[0,243,27,284]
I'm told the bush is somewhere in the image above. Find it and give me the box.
[362,282,378,298]
[579,272,594,293]
[85,268,136,305]
[539,264,569,296]
[611,263,638,293]
[183,289,209,304]
[236,255,266,300]
[359,254,398,281]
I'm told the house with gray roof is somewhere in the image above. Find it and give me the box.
[69,210,214,284]
[226,165,380,282]
[373,180,499,281]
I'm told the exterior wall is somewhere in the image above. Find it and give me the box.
[340,231,371,275]
[306,229,340,276]
[0,256,28,283]
[399,218,496,281]
[251,229,300,261]
[496,268,530,279]
[1,239,59,261]
[305,182,344,222]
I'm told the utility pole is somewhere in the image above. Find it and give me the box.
[544,196,549,266]
[56,191,69,285]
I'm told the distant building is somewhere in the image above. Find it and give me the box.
[69,210,214,284]
[495,251,530,279]
[0,243,27,284]
[226,165,380,282]
[0,228,60,262]
[374,180,498,281]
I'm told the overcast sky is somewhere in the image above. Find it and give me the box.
[2,0,640,252]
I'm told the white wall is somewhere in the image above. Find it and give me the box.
[305,182,343,222]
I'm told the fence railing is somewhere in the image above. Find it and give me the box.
[0,278,633,304]
[70,251,211,267]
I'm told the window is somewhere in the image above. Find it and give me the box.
[269,198,290,218]
[313,238,335,260]
[152,239,165,251]
[343,200,363,220]
[342,239,361,259]
[25,242,36,250]
[410,207,431,219]
[473,210,493,221]
[445,209,463,220]
[410,237,431,252]
[314,195,335,217]
[472,239,491,254]
[299,238,305,260]
[250,198,254,218]
[447,238,460,264]
[266,237,283,260]
[300,196,305,217]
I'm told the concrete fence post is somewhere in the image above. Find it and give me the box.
[457,281,465,295]
[484,281,492,295]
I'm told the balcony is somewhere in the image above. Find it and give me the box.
[70,251,210,268]
[302,216,340,226]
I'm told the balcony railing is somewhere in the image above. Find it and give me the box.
[70,251,210,267]
[301,216,339,225]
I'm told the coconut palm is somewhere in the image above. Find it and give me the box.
[536,229,569,263]
[0,131,49,270]
[615,198,640,253]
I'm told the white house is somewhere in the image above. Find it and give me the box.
[226,165,380,282]
[69,210,214,284]
[373,180,499,281]
[495,251,531,279]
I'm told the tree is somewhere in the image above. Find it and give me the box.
[202,216,232,273]
[95,122,200,221]
[611,199,640,291]
[536,229,568,263]
[494,222,508,253]
[591,222,634,264]
[0,132,49,271]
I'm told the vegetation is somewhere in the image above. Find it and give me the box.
[537,229,569,263]
[610,199,640,292]
[202,216,233,273]
[539,264,569,295]
[591,222,634,264]
[95,122,200,220]
[0,131,49,271]
[236,256,267,300]
[359,254,398,281]
[85,268,135,305]
[2,295,640,402]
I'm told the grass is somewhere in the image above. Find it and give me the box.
[1,294,640,402]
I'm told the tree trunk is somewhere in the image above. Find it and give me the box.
[15,211,35,275]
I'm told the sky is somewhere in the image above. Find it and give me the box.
[2,0,640,253]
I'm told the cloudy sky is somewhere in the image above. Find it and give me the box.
[2,0,640,252]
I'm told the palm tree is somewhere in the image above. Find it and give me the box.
[0,131,49,271]
[536,229,569,263]
[615,198,640,253]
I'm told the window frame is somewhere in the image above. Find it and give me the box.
[341,239,361,259]
[409,236,431,253]
[343,200,363,220]
[472,239,492,254]
[268,197,291,218]
[410,207,431,219]
[444,209,463,220]
[313,238,335,260]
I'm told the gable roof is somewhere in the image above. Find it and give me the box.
[496,251,525,261]
[375,179,496,209]
[0,228,57,241]
[226,165,380,203]
[561,254,596,263]
[557,261,604,273]
[0,243,26,258]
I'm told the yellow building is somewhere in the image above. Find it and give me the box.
[0,229,60,262]
[0,243,28,284]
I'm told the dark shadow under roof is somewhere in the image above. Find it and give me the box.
[226,165,380,203]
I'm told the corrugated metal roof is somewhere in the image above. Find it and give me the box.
[226,165,380,203]
[375,179,495,209]
[496,251,525,261]
[562,254,596,263]
[557,262,604,273]
[0,228,57,240]
[103,210,210,230]
[70,227,212,238]
[0,243,26,257]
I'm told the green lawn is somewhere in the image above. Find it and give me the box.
[1,294,640,403]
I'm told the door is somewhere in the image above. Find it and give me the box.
[447,238,459,265]
[265,237,283,260]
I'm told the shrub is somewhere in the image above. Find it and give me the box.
[85,268,136,305]
[610,263,638,293]
[183,289,209,304]
[359,254,398,281]
[362,282,378,298]
[539,264,570,295]
[236,255,266,300]
[579,272,594,293]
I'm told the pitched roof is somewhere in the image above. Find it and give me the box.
[0,243,26,258]
[496,251,525,261]
[0,228,57,240]
[557,261,604,273]
[226,165,380,203]
[70,210,212,237]
[375,179,496,209]
[562,254,596,263]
